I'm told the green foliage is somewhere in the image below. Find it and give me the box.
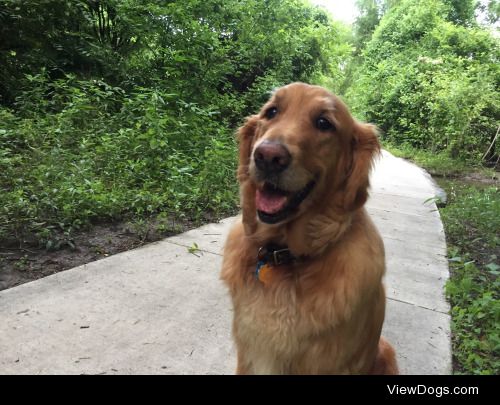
[0,73,237,246]
[0,0,143,104]
[383,142,470,176]
[353,0,383,53]
[347,0,499,162]
[441,185,500,374]
[442,0,478,26]
[441,184,500,251]
[479,0,500,25]
[446,257,500,374]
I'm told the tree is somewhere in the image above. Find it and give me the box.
[442,0,478,26]
[353,0,382,53]
[347,0,499,161]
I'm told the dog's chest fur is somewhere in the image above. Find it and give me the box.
[222,215,387,374]
[233,275,338,374]
[235,285,301,374]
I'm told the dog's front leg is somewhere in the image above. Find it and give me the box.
[236,351,251,375]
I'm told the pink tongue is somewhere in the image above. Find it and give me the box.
[256,189,288,214]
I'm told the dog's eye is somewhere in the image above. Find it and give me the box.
[316,117,335,132]
[264,107,278,120]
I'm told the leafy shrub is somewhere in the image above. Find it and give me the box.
[347,0,499,162]
[0,74,235,246]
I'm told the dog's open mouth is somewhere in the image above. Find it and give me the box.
[256,180,315,224]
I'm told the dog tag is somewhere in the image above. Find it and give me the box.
[257,264,273,285]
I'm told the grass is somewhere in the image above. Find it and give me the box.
[383,142,497,178]
[440,184,500,374]
[384,142,499,374]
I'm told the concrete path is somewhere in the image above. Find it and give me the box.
[0,151,451,374]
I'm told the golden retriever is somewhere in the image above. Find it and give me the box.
[221,82,398,374]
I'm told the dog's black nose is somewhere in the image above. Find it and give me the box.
[254,141,291,174]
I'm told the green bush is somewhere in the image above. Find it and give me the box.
[347,0,499,161]
[0,74,236,246]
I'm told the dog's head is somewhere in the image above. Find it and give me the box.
[238,82,380,230]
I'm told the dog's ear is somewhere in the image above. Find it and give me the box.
[237,115,259,183]
[237,115,259,235]
[340,122,380,212]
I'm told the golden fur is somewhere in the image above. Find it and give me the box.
[221,82,398,374]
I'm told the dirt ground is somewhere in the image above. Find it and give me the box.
[0,216,199,291]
